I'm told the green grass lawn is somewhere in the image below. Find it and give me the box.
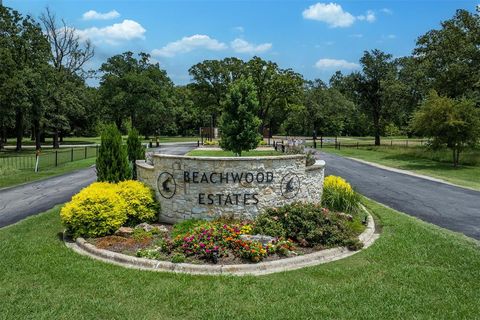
[320,146,480,190]
[187,149,282,157]
[0,158,96,189]
[1,198,479,319]
[5,136,199,147]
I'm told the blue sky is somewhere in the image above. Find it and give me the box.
[6,0,479,85]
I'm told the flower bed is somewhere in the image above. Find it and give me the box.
[85,202,367,265]
[65,175,367,266]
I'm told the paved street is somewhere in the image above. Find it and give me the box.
[0,143,197,228]
[319,151,480,240]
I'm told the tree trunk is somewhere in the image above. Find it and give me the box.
[52,130,60,149]
[0,125,4,150]
[40,128,45,143]
[34,120,41,150]
[373,112,381,146]
[15,109,23,151]
[452,148,457,167]
[31,126,35,141]
[115,118,122,131]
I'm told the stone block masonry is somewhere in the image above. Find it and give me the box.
[137,154,325,223]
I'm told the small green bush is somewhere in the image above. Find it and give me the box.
[171,219,208,238]
[96,124,131,183]
[126,128,145,179]
[253,202,362,248]
[171,253,186,263]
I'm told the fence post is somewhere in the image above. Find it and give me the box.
[320,137,323,149]
[96,145,99,157]
[85,146,87,159]
[338,142,341,150]
[71,148,73,162]
[55,151,58,167]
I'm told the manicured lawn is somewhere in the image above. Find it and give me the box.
[187,149,282,157]
[1,199,479,319]
[0,158,96,189]
[320,146,480,190]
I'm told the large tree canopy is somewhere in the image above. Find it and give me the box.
[99,52,176,137]
[414,9,480,102]
[0,6,51,150]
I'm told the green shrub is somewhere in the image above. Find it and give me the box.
[60,182,127,238]
[171,253,186,263]
[116,180,159,225]
[253,202,361,248]
[96,124,131,183]
[171,219,208,238]
[126,128,145,179]
[322,175,361,214]
[136,248,162,260]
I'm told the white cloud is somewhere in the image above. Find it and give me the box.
[302,2,355,28]
[380,8,393,15]
[76,19,146,45]
[234,26,244,33]
[357,10,376,22]
[386,34,396,39]
[82,10,120,21]
[230,38,272,54]
[152,34,227,57]
[349,33,363,38]
[315,58,359,70]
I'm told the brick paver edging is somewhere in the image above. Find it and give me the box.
[64,207,379,276]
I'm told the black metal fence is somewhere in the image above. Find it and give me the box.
[0,146,98,172]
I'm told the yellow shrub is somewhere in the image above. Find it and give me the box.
[322,175,360,214]
[203,140,218,146]
[60,182,127,238]
[323,176,354,195]
[117,180,159,225]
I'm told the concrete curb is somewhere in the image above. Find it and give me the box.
[64,207,379,276]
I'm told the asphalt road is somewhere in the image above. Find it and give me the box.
[319,151,480,240]
[0,143,197,228]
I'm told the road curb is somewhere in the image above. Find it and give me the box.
[64,207,379,276]
[344,156,477,191]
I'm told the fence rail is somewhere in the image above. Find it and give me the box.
[0,146,98,172]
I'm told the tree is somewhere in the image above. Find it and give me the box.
[304,79,354,137]
[414,9,480,102]
[219,78,261,156]
[127,128,145,179]
[0,6,50,151]
[245,57,304,134]
[189,57,245,138]
[99,52,176,137]
[40,7,94,148]
[355,49,397,145]
[411,91,480,167]
[96,124,131,182]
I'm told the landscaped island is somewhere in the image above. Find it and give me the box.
[61,176,371,270]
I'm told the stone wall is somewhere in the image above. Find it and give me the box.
[137,154,325,223]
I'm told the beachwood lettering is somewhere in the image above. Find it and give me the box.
[183,171,274,206]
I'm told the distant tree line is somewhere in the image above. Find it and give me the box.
[0,5,479,152]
